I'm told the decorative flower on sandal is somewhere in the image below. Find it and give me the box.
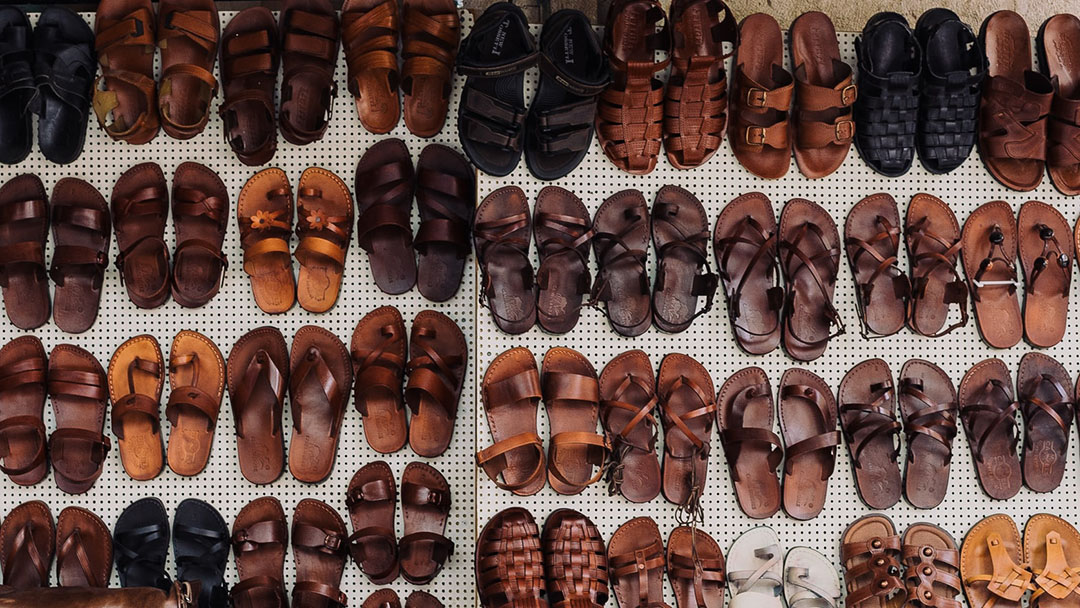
[250,209,280,230]
[306,209,329,230]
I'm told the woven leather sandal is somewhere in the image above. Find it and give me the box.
[904,193,967,337]
[1023,514,1080,608]
[219,7,279,166]
[401,0,459,137]
[279,0,340,146]
[542,509,609,608]
[841,514,905,608]
[961,514,1033,608]
[157,0,219,139]
[343,0,400,134]
[476,508,544,608]
[93,0,159,144]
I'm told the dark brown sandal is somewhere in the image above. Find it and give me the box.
[399,461,453,585]
[346,461,398,584]
[652,185,718,333]
[899,359,957,509]
[541,509,609,608]
[838,358,902,510]
[108,334,165,481]
[717,366,782,519]
[288,326,352,484]
[237,168,295,314]
[170,162,229,308]
[591,189,652,337]
[1017,351,1072,493]
[961,201,1022,349]
[841,514,905,608]
[958,358,1022,500]
[0,500,54,590]
[291,499,348,608]
[1018,200,1072,348]
[231,497,288,608]
[112,162,170,309]
[56,506,111,588]
[49,178,110,334]
[355,138,417,295]
[350,306,408,454]
[406,591,442,608]
[541,347,606,495]
[47,344,111,495]
[658,352,716,514]
[608,517,667,606]
[0,173,49,329]
[279,0,340,145]
[904,193,968,338]
[406,310,466,458]
[477,347,545,496]
[667,526,726,608]
[0,336,49,486]
[534,186,593,334]
[600,349,661,503]
[219,7,279,166]
[779,367,840,520]
[415,144,474,302]
[156,0,219,139]
[902,524,961,608]
[845,193,910,338]
[227,326,289,485]
[364,589,401,608]
[474,186,536,335]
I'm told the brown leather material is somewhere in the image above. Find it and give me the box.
[0,581,198,607]
[729,13,793,179]
[0,174,49,330]
[899,359,957,510]
[93,0,160,144]
[475,507,544,608]
[662,0,736,169]
[789,11,856,179]
[231,497,288,608]
[219,7,279,166]
[406,310,466,458]
[477,347,545,496]
[294,167,354,313]
[608,517,668,608]
[49,178,110,334]
[958,359,1022,500]
[667,526,725,608]
[1041,14,1080,195]
[541,509,608,608]
[291,499,348,608]
[112,162,170,309]
[713,192,782,354]
[346,461,398,584]
[355,138,417,295]
[541,347,605,495]
[343,0,401,134]
[170,162,229,308]
[55,507,111,588]
[166,330,224,477]
[0,336,48,486]
[658,352,715,513]
[1017,352,1072,494]
[288,326,352,484]
[779,367,839,521]
[717,366,782,519]
[474,186,536,335]
[534,186,592,334]
[1018,200,1072,348]
[591,189,652,337]
[779,198,844,362]
[157,0,219,139]
[841,514,905,608]
[108,334,165,481]
[400,0,459,137]
[47,344,110,495]
[0,500,54,590]
[400,462,453,585]
[597,0,669,174]
[902,524,961,608]
[979,11,1052,192]
[227,326,288,485]
[961,201,1022,349]
[279,0,340,145]
[405,591,442,608]
[364,589,401,608]
[905,193,968,338]
[1023,514,1080,608]
[350,306,408,454]
[415,144,475,302]
[652,185,717,333]
[838,358,902,510]
[961,514,1032,608]
[845,194,909,338]
[600,349,660,504]
[237,168,295,314]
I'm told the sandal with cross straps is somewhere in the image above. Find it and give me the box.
[652,185,718,333]
[534,186,593,334]
[899,359,958,509]
[591,189,652,337]
[1017,352,1073,493]
[600,349,661,504]
[839,358,903,511]
[845,193,910,338]
[959,359,1022,500]
[658,352,715,514]
[474,186,537,335]
[728,526,784,608]
[406,310,467,458]
[904,193,968,338]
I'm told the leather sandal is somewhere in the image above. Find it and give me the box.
[784,546,842,608]
[171,161,229,308]
[231,497,288,608]
[841,514,905,608]
[652,185,718,333]
[597,0,669,175]
[779,198,844,361]
[112,162,171,309]
[343,0,401,133]
[0,173,49,329]
[600,349,661,504]
[667,526,725,608]
[902,523,961,608]
[541,347,606,495]
[55,506,111,588]
[779,367,840,520]
[1018,200,1072,348]
[727,526,784,608]
[292,499,348,608]
[0,8,34,164]
[355,138,417,295]
[113,497,171,591]
[0,336,49,486]
[166,330,224,477]
[718,367,782,519]
[477,347,545,496]
[227,326,289,485]
[899,359,957,509]
[350,306,408,454]
[415,144,475,302]
[108,334,165,481]
[1039,14,1080,195]
[608,517,668,607]
[845,193,910,338]
[476,508,544,608]
[713,192,783,354]
[961,514,1033,608]
[365,589,400,608]
[542,509,609,607]
[406,591,442,608]
[1023,513,1080,608]
[959,359,1022,500]
[173,499,228,608]
[591,189,652,337]
[279,0,340,145]
[288,325,352,484]
[93,0,159,144]
[1017,352,1072,493]
[961,201,1022,349]
[294,167,354,313]
[474,186,537,335]
[406,310,466,458]
[33,7,97,165]
[534,186,593,334]
[49,178,111,334]
[219,7,279,165]
[658,352,715,513]
[346,461,398,584]
[663,0,737,170]
[238,168,295,314]
[979,10,1053,191]
[399,461,453,584]
[157,0,219,139]
[904,193,968,338]
[838,358,902,510]
[400,0,459,137]
[47,344,111,495]
[0,500,54,590]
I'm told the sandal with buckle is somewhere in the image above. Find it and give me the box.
[219,7,279,165]
[591,189,652,337]
[93,0,159,144]
[474,186,536,335]
[112,162,171,309]
[279,0,340,145]
[534,186,593,334]
[0,336,49,486]
[156,0,219,139]
[173,499,229,608]
[291,499,348,608]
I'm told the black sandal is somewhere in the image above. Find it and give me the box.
[113,497,172,592]
[173,498,230,608]
[32,8,96,164]
[0,7,33,165]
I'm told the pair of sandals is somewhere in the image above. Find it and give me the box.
[0,502,112,590]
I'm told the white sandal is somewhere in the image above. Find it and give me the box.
[727,526,785,608]
[784,546,842,608]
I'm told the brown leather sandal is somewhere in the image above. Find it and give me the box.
[477,347,545,496]
[157,0,219,139]
[364,589,400,608]
[534,186,592,334]
[295,167,354,313]
[406,310,466,458]
[658,352,715,514]
[112,162,171,309]
[415,144,475,302]
[959,358,1022,500]
[1041,14,1080,196]
[652,185,717,333]
[838,358,902,510]
[406,591,442,608]
[841,514,905,608]
[541,347,606,495]
[400,0,459,137]
[351,306,408,454]
[93,0,160,144]
[718,366,782,519]
[346,461,398,584]
[899,359,957,509]
[845,193,910,338]
[0,500,54,590]
[1017,352,1072,493]
[343,0,400,134]
[0,173,49,330]
[0,336,48,486]
[541,509,609,607]
[49,178,110,334]
[608,517,668,607]
[591,189,652,337]
[288,326,352,484]
[961,514,1032,608]
[1018,200,1072,348]
[476,508,544,608]
[219,7,279,166]
[962,201,1022,349]
[279,0,340,145]
[355,138,417,295]
[474,186,537,335]
[171,162,229,308]
[55,506,111,588]
[779,367,840,520]
[600,349,661,504]
[905,193,968,338]
[227,326,288,485]
[667,526,725,608]
[166,329,224,476]
[399,462,453,585]
[291,499,348,608]
[902,523,961,608]
[238,168,295,314]
[108,334,164,481]
[1023,513,1080,608]
[231,497,288,608]
[47,344,110,495]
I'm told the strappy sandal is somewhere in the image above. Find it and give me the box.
[1023,513,1080,608]
[47,344,111,495]
[355,138,417,295]
[541,347,606,496]
[291,499,348,608]
[542,509,609,607]
[0,174,50,330]
[779,368,840,521]
[473,186,537,335]
[667,526,725,608]
[93,0,159,144]
[534,186,593,334]
[405,310,466,457]
[172,499,229,608]
[231,497,288,608]
[33,7,97,164]
[0,8,34,165]
[838,358,902,511]
[476,508,544,608]
[477,347,546,496]
[399,462,453,585]
[346,461,398,584]
[294,167,354,314]
[112,497,171,591]
[170,162,229,308]
[904,193,968,338]
[959,358,1022,500]
[238,168,294,314]
[841,514,905,608]
[961,514,1033,608]
[899,359,958,509]
[0,501,54,590]
[415,144,474,302]
[111,162,171,309]
[400,0,459,137]
[279,0,340,146]
[608,517,668,607]
[1041,14,1080,195]
[219,7,279,166]
[343,0,401,134]
[845,193,910,338]
[0,336,49,486]
[1018,200,1072,348]
[288,326,352,484]
[652,185,718,333]
[56,506,112,588]
[657,353,715,515]
[903,523,962,608]
[784,546,842,608]
[165,330,224,477]
[962,201,1022,349]
[591,189,652,337]
[351,306,408,454]
[49,178,111,334]
[727,527,784,608]
[718,367,783,519]
[600,349,661,504]
[1017,352,1073,493]
[157,0,219,140]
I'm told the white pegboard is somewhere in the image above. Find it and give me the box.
[475,26,1080,607]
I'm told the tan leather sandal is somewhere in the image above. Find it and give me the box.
[961,514,1034,608]
[93,0,160,144]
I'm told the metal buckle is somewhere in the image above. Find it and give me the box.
[840,84,858,105]
[746,87,767,108]
[745,126,766,146]
[835,120,854,142]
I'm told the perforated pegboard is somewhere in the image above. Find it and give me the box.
[0,10,477,606]
[475,26,1080,607]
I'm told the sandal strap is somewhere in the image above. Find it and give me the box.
[58,526,102,587]
[1019,373,1074,444]
[659,374,716,456]
[476,432,545,492]
[231,576,286,604]
[49,428,111,483]
[842,535,904,606]
[348,525,397,580]
[292,581,347,607]
[962,532,1033,603]
[980,73,1053,163]
[841,379,902,466]
[405,328,463,421]
[5,520,48,587]
[900,378,957,460]
[902,542,962,608]
[0,415,46,476]
[547,431,607,488]
[786,567,840,608]
[781,383,840,478]
[1031,531,1080,601]
[961,379,1019,462]
[401,481,451,513]
[399,531,454,573]
[232,519,288,553]
[290,346,345,436]
[232,349,285,439]
[292,523,346,555]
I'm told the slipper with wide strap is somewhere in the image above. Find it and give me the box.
[541,347,605,495]
[346,461,398,584]
[351,306,408,454]
[406,310,466,458]
[48,344,111,494]
[231,497,288,608]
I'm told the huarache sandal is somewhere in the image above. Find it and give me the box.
[47,344,111,494]
[658,352,716,513]
[238,168,295,314]
[56,506,111,588]
[652,185,717,333]
[174,498,229,608]
[346,461,398,584]
[718,367,783,519]
[600,349,661,504]
[231,497,288,608]
[33,7,97,164]
[477,347,545,496]
[166,330,225,477]
[219,7,279,165]
[1040,14,1080,195]
[476,508,544,608]
[399,462,453,584]
[294,167,354,313]
[1018,200,1072,348]
[415,144,474,302]
[667,526,725,608]
[113,497,171,591]
[542,509,609,607]
[899,359,958,509]
[542,347,606,495]
[1017,352,1072,493]
[406,591,442,608]
[904,193,968,337]
[93,0,159,144]
[288,325,352,484]
[406,310,466,458]
[474,186,537,335]
[841,514,905,608]
[902,523,961,608]
[355,138,417,295]
[0,173,49,329]
[279,0,340,145]
[779,367,840,520]
[591,189,652,337]
[0,501,54,590]
[959,359,1022,500]
[608,517,669,608]
[0,336,48,486]
[961,514,1032,608]
[293,499,348,608]
[785,546,842,608]
[713,192,783,354]
[400,0,459,137]
[171,161,229,308]
[227,326,289,485]
[727,527,784,608]
[343,0,401,133]
[157,0,219,139]
[49,178,111,334]
[534,186,593,334]
[351,306,408,454]
[839,358,902,510]
[112,162,171,309]
[961,201,1022,349]
[845,193,910,338]
[1023,513,1080,608]
[0,8,34,164]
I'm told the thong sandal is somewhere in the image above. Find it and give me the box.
[652,185,718,333]
[600,349,661,504]
[231,497,288,608]
[1017,352,1072,493]
[962,201,1022,349]
[904,193,968,338]
[838,358,902,510]
[343,0,401,134]
[779,198,844,362]
[961,514,1032,608]
[718,367,783,519]
[667,526,725,608]
[49,178,111,334]
[93,0,159,144]
[608,517,668,607]
[784,546,842,608]
[157,0,219,139]
[534,186,593,334]
[542,509,609,607]
[292,499,349,608]
[477,347,545,496]
[845,193,910,338]
[591,189,652,337]
[56,506,112,588]
[958,358,1022,500]
[415,144,475,302]
[1023,513,1080,608]
[350,306,408,454]
[1018,200,1072,348]
[399,462,453,585]
[899,359,958,509]
[170,161,229,308]
[219,7,279,165]
[841,514,905,608]
[541,347,606,496]
[227,326,289,485]
[108,334,165,481]
[48,344,111,495]
[112,162,171,309]
[238,168,295,314]
[279,0,340,146]
[166,330,224,477]
[727,526,784,608]
[346,461,398,585]
[294,167,354,314]
[902,523,961,608]
[0,336,49,486]
[355,139,417,295]
[406,310,466,458]
[0,173,50,329]
[779,367,840,520]
[288,326,352,484]
[474,186,537,335]
[658,352,715,514]
[0,501,54,590]
[400,0,459,137]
